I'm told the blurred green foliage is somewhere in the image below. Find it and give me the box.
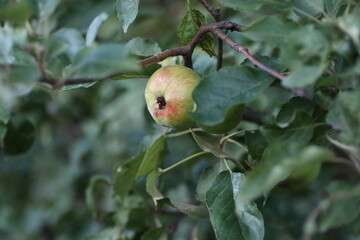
[0,0,360,240]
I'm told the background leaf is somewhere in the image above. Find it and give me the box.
[86,12,109,46]
[126,37,162,57]
[85,175,111,218]
[72,43,139,79]
[239,144,333,204]
[244,130,267,161]
[146,170,164,203]
[293,0,324,17]
[191,66,274,126]
[218,0,263,11]
[326,90,360,147]
[113,151,146,200]
[319,182,360,232]
[280,25,329,88]
[244,16,297,46]
[4,117,35,155]
[141,227,166,240]
[205,171,264,240]
[116,0,140,33]
[136,136,166,178]
[191,131,229,159]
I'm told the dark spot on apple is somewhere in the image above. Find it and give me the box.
[156,96,166,110]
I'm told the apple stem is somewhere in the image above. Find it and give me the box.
[161,151,208,173]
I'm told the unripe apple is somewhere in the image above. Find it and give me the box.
[145,65,201,130]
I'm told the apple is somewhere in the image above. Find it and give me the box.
[145,65,201,129]
[198,104,245,134]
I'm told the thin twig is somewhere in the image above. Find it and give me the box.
[198,0,223,70]
[39,70,126,87]
[211,28,286,81]
[211,28,312,98]
[198,0,220,20]
[139,19,311,97]
[138,20,245,68]
[161,151,208,173]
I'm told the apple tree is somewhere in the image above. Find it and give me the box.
[1,0,360,239]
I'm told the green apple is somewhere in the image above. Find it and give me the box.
[145,65,201,129]
[198,104,245,134]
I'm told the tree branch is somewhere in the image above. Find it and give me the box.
[211,28,286,81]
[139,21,286,81]
[139,20,311,98]
[138,20,245,68]
[198,0,221,21]
[198,0,223,70]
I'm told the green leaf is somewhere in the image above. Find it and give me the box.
[73,43,139,79]
[218,0,263,11]
[337,15,360,52]
[177,5,202,46]
[324,0,346,18]
[177,4,216,56]
[205,171,264,240]
[0,106,11,124]
[113,151,146,200]
[293,0,324,17]
[141,227,166,240]
[326,90,360,147]
[244,130,267,161]
[199,33,217,57]
[45,37,69,61]
[262,112,315,145]
[146,170,208,218]
[137,136,166,178]
[1,49,40,96]
[0,0,33,23]
[283,64,327,88]
[9,65,39,94]
[146,170,165,205]
[280,25,329,88]
[319,183,360,232]
[116,0,139,33]
[243,16,297,46]
[52,28,85,60]
[263,0,293,11]
[86,12,109,46]
[0,25,27,64]
[196,163,227,202]
[171,202,209,219]
[191,131,229,158]
[85,175,111,218]
[126,37,162,57]
[0,123,6,146]
[239,143,333,204]
[276,97,314,127]
[37,0,60,20]
[85,228,122,240]
[4,117,35,155]
[191,66,274,126]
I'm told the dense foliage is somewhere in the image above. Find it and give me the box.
[1,0,360,239]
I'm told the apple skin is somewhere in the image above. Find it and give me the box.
[198,104,245,134]
[145,65,201,130]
